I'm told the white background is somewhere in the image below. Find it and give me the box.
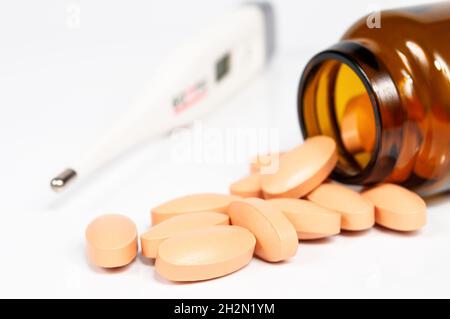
[0,0,449,298]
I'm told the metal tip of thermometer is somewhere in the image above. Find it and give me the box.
[50,169,77,192]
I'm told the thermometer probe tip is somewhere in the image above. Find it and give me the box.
[50,169,77,192]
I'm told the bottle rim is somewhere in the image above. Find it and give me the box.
[297,41,403,185]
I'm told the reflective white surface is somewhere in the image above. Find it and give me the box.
[0,0,448,298]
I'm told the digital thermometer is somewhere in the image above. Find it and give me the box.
[50,2,275,192]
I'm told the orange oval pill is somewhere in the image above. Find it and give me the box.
[261,136,337,199]
[85,214,138,268]
[362,183,427,231]
[307,183,374,231]
[229,174,262,198]
[141,212,229,258]
[341,104,363,153]
[228,198,298,262]
[268,198,341,240]
[341,94,376,154]
[155,225,255,282]
[151,193,239,225]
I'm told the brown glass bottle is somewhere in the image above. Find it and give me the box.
[298,2,450,195]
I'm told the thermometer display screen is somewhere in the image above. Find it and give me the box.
[216,53,230,82]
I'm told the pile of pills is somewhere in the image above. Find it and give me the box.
[85,136,427,282]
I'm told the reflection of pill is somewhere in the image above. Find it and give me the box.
[268,198,341,240]
[261,136,337,199]
[141,212,229,258]
[307,183,374,231]
[228,198,298,262]
[85,214,138,268]
[250,152,284,174]
[362,184,427,231]
[387,122,420,183]
[151,193,239,225]
[229,174,262,198]
[413,115,450,180]
[155,225,255,282]
[341,94,376,154]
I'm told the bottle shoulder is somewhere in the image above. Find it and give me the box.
[343,4,450,41]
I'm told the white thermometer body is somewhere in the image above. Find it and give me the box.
[51,3,275,191]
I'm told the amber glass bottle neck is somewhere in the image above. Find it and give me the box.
[298,40,405,186]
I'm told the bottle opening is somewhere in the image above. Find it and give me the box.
[298,56,381,183]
